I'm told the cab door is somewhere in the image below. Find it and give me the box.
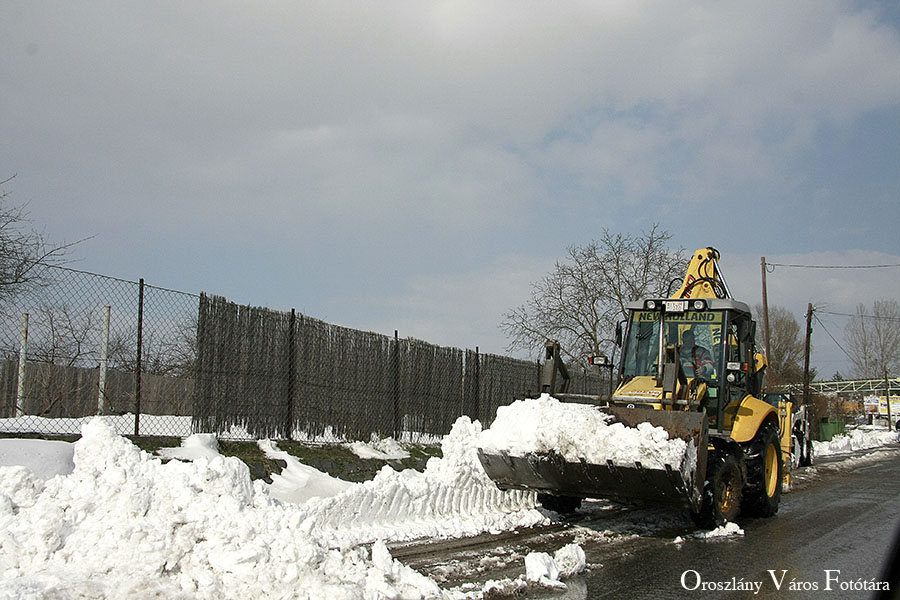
[719,312,757,431]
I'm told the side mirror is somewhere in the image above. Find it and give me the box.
[615,320,624,347]
[752,352,767,374]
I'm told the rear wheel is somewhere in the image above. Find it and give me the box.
[537,493,582,514]
[692,451,742,529]
[741,422,782,517]
[800,439,814,467]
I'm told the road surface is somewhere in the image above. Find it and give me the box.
[394,446,900,598]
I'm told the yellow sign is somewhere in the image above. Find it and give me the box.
[877,396,900,416]
[633,311,723,324]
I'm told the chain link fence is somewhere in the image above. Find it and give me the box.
[0,266,198,437]
[1,267,608,442]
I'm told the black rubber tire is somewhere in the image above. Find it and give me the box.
[800,439,814,467]
[537,493,582,514]
[741,421,783,517]
[692,451,743,529]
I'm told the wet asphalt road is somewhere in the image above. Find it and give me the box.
[543,448,900,600]
[395,447,900,599]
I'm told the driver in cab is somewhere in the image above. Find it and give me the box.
[681,329,714,380]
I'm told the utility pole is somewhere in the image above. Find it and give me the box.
[803,303,813,407]
[886,370,893,432]
[761,257,771,361]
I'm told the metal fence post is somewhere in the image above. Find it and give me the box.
[97,306,110,414]
[474,346,480,422]
[15,313,28,417]
[286,308,296,440]
[393,330,400,440]
[134,279,144,436]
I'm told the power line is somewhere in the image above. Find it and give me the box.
[813,314,855,363]
[818,310,900,323]
[767,262,900,269]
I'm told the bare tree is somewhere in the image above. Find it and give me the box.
[0,175,82,302]
[844,299,900,378]
[753,304,810,387]
[107,315,197,377]
[17,302,103,417]
[501,225,686,365]
[29,302,101,367]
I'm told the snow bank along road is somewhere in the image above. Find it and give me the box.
[0,395,896,599]
[0,409,559,599]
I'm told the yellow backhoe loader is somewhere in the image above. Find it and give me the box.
[478,248,794,527]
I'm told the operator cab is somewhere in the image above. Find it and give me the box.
[615,298,763,434]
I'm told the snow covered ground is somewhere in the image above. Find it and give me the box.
[812,425,897,457]
[0,414,430,444]
[0,414,579,599]
[1,401,895,599]
[0,414,195,438]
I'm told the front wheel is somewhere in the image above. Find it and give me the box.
[692,451,743,529]
[742,422,783,517]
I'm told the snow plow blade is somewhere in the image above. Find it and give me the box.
[477,407,708,511]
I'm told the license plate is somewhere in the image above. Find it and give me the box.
[665,300,687,313]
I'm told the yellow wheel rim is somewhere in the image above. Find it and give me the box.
[764,444,778,497]
[717,474,739,514]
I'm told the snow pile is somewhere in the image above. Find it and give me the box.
[813,427,897,457]
[0,438,74,481]
[477,395,691,470]
[524,543,587,588]
[157,432,221,461]
[694,521,744,538]
[0,419,441,599]
[258,439,356,504]
[0,416,546,599]
[305,417,544,545]
[347,436,411,460]
[673,521,745,544]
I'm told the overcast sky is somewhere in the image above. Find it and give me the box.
[3,1,900,379]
